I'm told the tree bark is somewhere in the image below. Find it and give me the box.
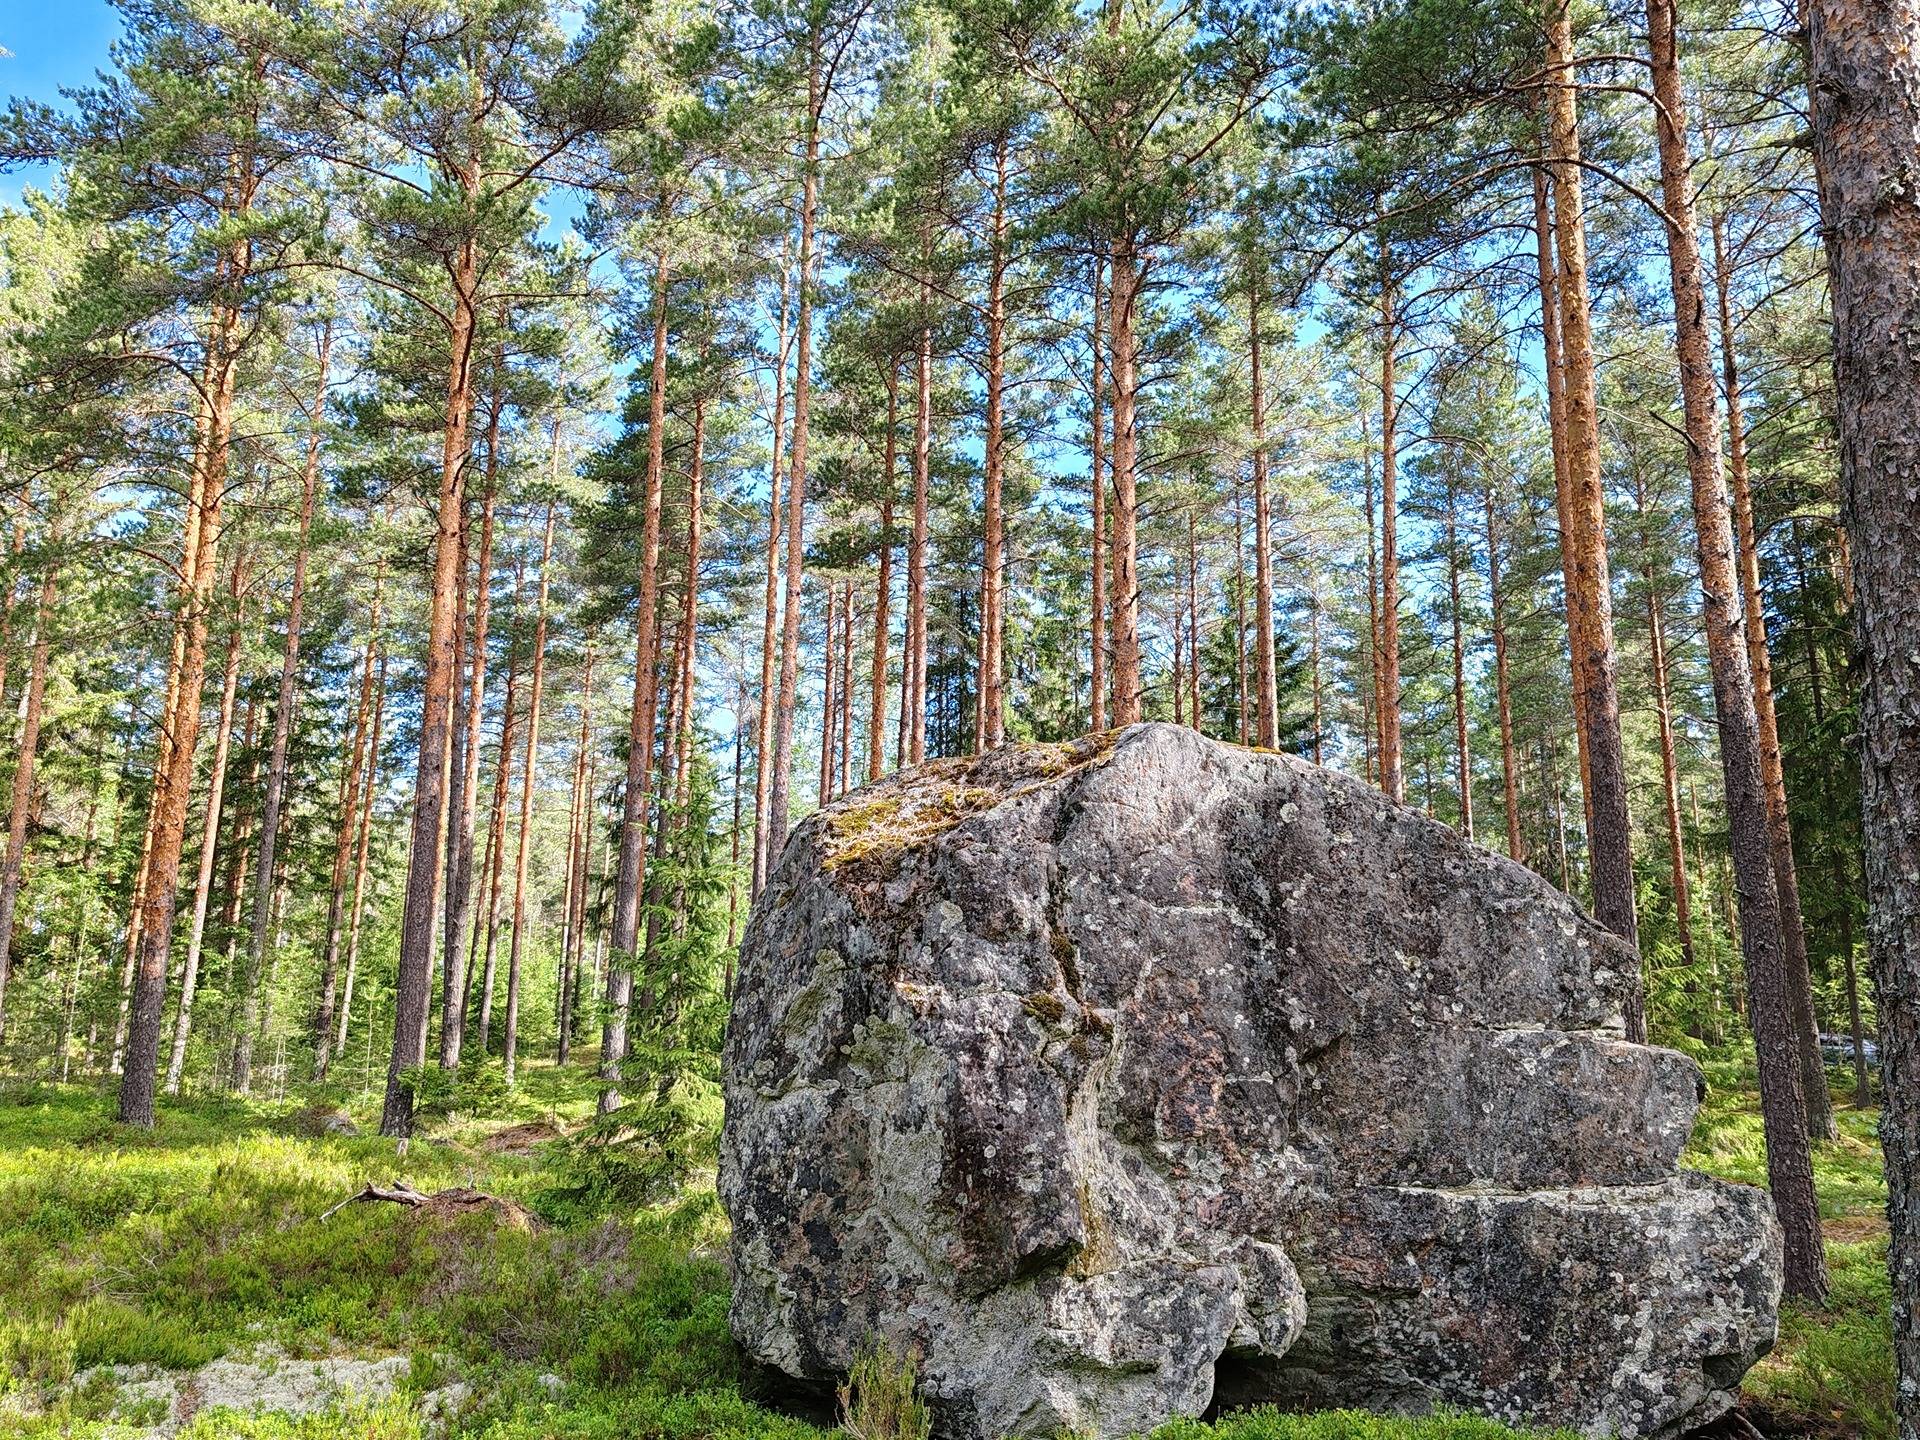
[1249,284,1280,748]
[1544,9,1642,1030]
[1486,481,1523,862]
[476,558,525,1057]
[382,234,479,1138]
[504,496,557,1087]
[1444,478,1471,839]
[1709,213,1836,1141]
[1531,164,1596,836]
[0,518,58,1043]
[442,383,503,1069]
[1377,271,1404,802]
[118,211,251,1126]
[769,39,824,848]
[979,137,1010,750]
[600,251,675,1115]
[164,554,248,1094]
[1090,257,1109,734]
[820,580,838,799]
[312,581,381,1082]
[558,641,595,1065]
[1107,238,1143,726]
[236,319,331,1094]
[869,361,898,782]
[1802,0,1920,1395]
[1645,0,1825,1298]
[335,652,385,1061]
[752,240,793,895]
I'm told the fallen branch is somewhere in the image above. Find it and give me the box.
[319,1180,432,1222]
[319,1180,540,1231]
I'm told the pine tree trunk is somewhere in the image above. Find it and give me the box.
[337,650,385,1061]
[1642,540,1695,980]
[1249,285,1280,748]
[1803,0,1920,1392]
[601,252,675,1115]
[906,270,933,765]
[838,582,853,796]
[1445,483,1471,839]
[1644,0,1825,1298]
[165,555,248,1094]
[1531,163,1596,835]
[558,642,595,1065]
[820,580,838,800]
[869,362,898,782]
[1544,8,1643,1030]
[1377,272,1404,803]
[312,584,380,1082]
[1363,421,1382,784]
[769,44,825,848]
[1708,214,1836,1141]
[237,321,331,1095]
[118,214,251,1126]
[0,521,58,1043]
[383,237,479,1138]
[752,242,793,896]
[1108,238,1143,726]
[442,388,503,1069]
[1486,483,1523,862]
[1090,257,1109,734]
[980,137,1010,750]
[504,498,557,1087]
[477,560,526,1056]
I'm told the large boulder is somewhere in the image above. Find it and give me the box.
[720,725,1781,1440]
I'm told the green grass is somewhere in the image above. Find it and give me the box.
[0,1056,1895,1440]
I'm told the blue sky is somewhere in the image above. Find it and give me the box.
[0,2,123,202]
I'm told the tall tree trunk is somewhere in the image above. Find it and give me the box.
[752,240,793,895]
[164,554,248,1094]
[1233,484,1249,744]
[558,641,595,1065]
[1486,482,1523,862]
[980,136,1010,750]
[1709,214,1836,1141]
[504,497,557,1087]
[820,580,838,799]
[312,581,381,1082]
[1108,237,1143,726]
[1806,0,1920,1383]
[1531,164,1596,836]
[769,44,824,849]
[336,650,386,1061]
[907,261,933,765]
[477,558,525,1056]
[1186,512,1202,729]
[382,235,479,1138]
[869,362,898,781]
[1377,270,1404,803]
[1363,419,1382,784]
[442,385,503,1068]
[1645,0,1826,1298]
[118,213,252,1126]
[1640,529,1696,983]
[601,252,675,1115]
[1544,7,1642,1030]
[1249,283,1279,748]
[1090,256,1109,734]
[837,582,853,795]
[236,320,331,1094]
[1445,479,1471,839]
[0,519,58,1043]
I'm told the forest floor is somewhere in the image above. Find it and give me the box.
[0,1055,1891,1440]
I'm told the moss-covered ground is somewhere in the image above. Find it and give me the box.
[0,1053,1890,1439]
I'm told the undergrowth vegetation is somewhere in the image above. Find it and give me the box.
[0,1052,1893,1439]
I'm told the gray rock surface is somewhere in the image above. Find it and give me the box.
[720,724,1783,1440]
